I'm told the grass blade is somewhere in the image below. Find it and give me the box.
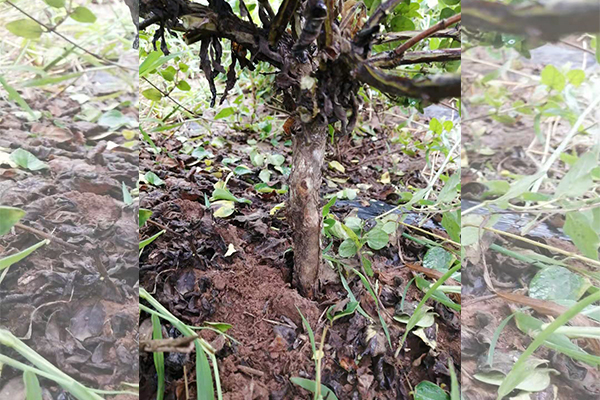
[497,290,600,399]
[0,240,49,271]
[290,377,339,400]
[151,315,166,400]
[395,264,461,357]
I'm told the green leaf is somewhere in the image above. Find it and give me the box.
[139,51,182,77]
[122,182,133,205]
[290,377,339,400]
[234,165,253,176]
[151,314,165,400]
[437,172,460,203]
[429,118,443,135]
[98,110,135,129]
[327,300,359,323]
[0,75,36,120]
[23,371,43,400]
[6,20,43,39]
[258,169,271,182]
[423,247,455,272]
[0,240,48,271]
[390,15,415,31]
[564,211,600,260]
[142,88,163,101]
[498,291,600,398]
[10,148,48,171]
[529,267,590,301]
[555,151,597,198]
[203,321,233,333]
[139,209,153,228]
[43,0,66,7]
[145,171,165,186]
[139,230,165,250]
[0,206,26,235]
[329,160,345,173]
[214,107,235,120]
[212,200,235,218]
[70,7,97,23]
[566,69,585,87]
[339,238,358,258]
[366,228,389,250]
[540,64,566,92]
[414,381,449,400]
[191,147,214,160]
[441,211,460,243]
[211,188,251,204]
[322,196,337,217]
[176,80,191,91]
[160,66,177,81]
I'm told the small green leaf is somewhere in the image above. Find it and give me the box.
[0,206,26,235]
[0,240,48,271]
[44,0,66,8]
[366,228,389,250]
[10,148,48,171]
[234,165,253,176]
[540,65,566,92]
[390,15,415,31]
[564,211,600,260]
[139,230,164,250]
[23,371,43,400]
[212,200,235,218]
[429,118,443,135]
[290,377,339,400]
[566,69,585,87]
[145,171,165,186]
[6,20,44,39]
[139,209,153,227]
[339,238,358,258]
[529,267,590,301]
[142,88,163,101]
[214,107,235,119]
[70,6,97,23]
[414,381,449,400]
[322,196,337,217]
[191,146,214,160]
[176,80,191,91]
[122,182,133,205]
[423,247,455,273]
[329,160,345,173]
[204,321,233,333]
[160,66,177,81]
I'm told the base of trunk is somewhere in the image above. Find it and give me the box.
[288,118,328,299]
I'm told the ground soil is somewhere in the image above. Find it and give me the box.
[139,100,460,399]
[0,34,138,400]
[461,38,600,399]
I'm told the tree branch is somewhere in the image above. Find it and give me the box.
[370,48,461,68]
[463,0,600,41]
[395,13,461,56]
[269,0,301,44]
[375,28,460,44]
[353,63,460,102]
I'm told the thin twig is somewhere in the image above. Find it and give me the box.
[5,1,135,72]
[142,77,201,117]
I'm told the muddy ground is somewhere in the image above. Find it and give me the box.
[139,98,460,399]
[0,7,139,396]
[461,38,600,399]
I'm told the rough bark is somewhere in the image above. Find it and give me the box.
[288,117,328,298]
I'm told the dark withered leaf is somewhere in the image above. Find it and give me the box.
[200,38,217,107]
[220,55,238,105]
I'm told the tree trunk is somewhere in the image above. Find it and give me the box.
[289,118,328,299]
